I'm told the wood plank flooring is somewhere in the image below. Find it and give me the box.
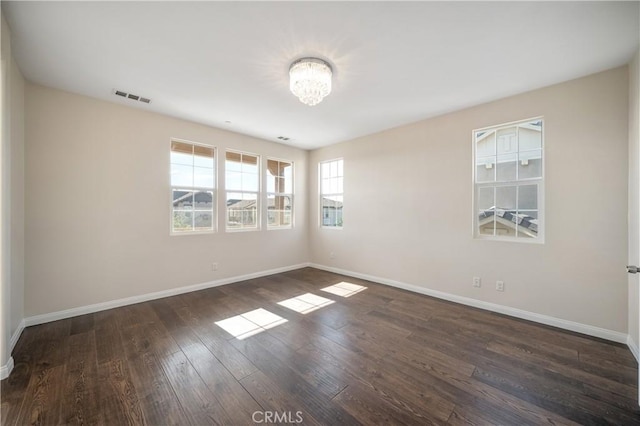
[2,267,640,425]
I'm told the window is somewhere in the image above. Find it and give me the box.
[226,151,260,230]
[320,158,343,228]
[170,140,215,233]
[266,159,293,229]
[473,118,544,241]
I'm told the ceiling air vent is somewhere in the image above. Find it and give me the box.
[113,89,151,104]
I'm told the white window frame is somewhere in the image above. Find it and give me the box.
[319,158,344,229]
[169,138,216,235]
[266,158,294,230]
[225,150,261,232]
[472,117,545,243]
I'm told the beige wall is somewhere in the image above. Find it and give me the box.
[9,36,24,344]
[310,67,629,333]
[25,84,309,317]
[1,14,25,371]
[629,48,640,353]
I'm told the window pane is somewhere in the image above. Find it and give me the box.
[321,160,343,227]
[496,154,517,181]
[518,185,537,210]
[476,156,495,183]
[479,217,495,236]
[171,141,193,165]
[278,161,289,176]
[519,125,542,151]
[267,159,279,175]
[477,187,494,211]
[193,145,214,168]
[516,210,538,238]
[194,166,214,188]
[322,162,330,178]
[268,195,292,228]
[193,191,213,210]
[518,151,542,179]
[171,151,193,167]
[226,171,243,191]
[171,164,193,187]
[283,211,292,226]
[477,187,495,236]
[242,155,259,174]
[173,190,193,209]
[274,177,283,193]
[330,177,338,194]
[496,185,516,210]
[496,128,517,154]
[173,211,193,232]
[284,176,293,194]
[322,178,331,194]
[267,174,276,193]
[243,174,259,192]
[226,193,257,229]
[226,152,242,171]
[194,211,213,230]
[476,131,496,157]
[322,195,343,227]
[227,192,242,203]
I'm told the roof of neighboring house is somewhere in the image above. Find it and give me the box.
[321,197,343,208]
[173,190,213,207]
[479,207,538,236]
[227,199,257,209]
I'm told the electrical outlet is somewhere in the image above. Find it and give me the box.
[212,262,218,271]
[496,280,504,292]
[329,252,335,259]
[472,277,481,288]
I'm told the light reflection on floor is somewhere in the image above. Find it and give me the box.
[215,308,287,339]
[321,282,367,297]
[277,292,335,314]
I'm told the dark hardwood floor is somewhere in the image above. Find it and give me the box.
[2,267,639,425]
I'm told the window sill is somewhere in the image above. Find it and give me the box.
[170,229,216,236]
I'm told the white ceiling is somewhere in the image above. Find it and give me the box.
[3,1,639,150]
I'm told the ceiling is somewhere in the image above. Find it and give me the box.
[3,1,639,150]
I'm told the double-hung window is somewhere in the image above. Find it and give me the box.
[225,151,260,230]
[473,118,544,241]
[170,140,216,233]
[267,159,293,229]
[320,158,344,228]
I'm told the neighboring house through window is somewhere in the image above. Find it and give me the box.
[473,118,544,241]
[267,159,293,229]
[170,139,215,233]
[226,150,260,230]
[320,158,343,228]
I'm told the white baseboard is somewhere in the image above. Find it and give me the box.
[628,335,639,363]
[0,356,14,380]
[10,319,25,353]
[1,321,27,381]
[310,263,629,345]
[24,263,311,327]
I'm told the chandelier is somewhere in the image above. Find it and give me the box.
[289,58,332,106]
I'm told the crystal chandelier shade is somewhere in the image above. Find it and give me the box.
[289,58,332,106]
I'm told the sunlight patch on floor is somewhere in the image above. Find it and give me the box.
[215,308,287,339]
[321,282,367,297]
[277,293,335,314]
